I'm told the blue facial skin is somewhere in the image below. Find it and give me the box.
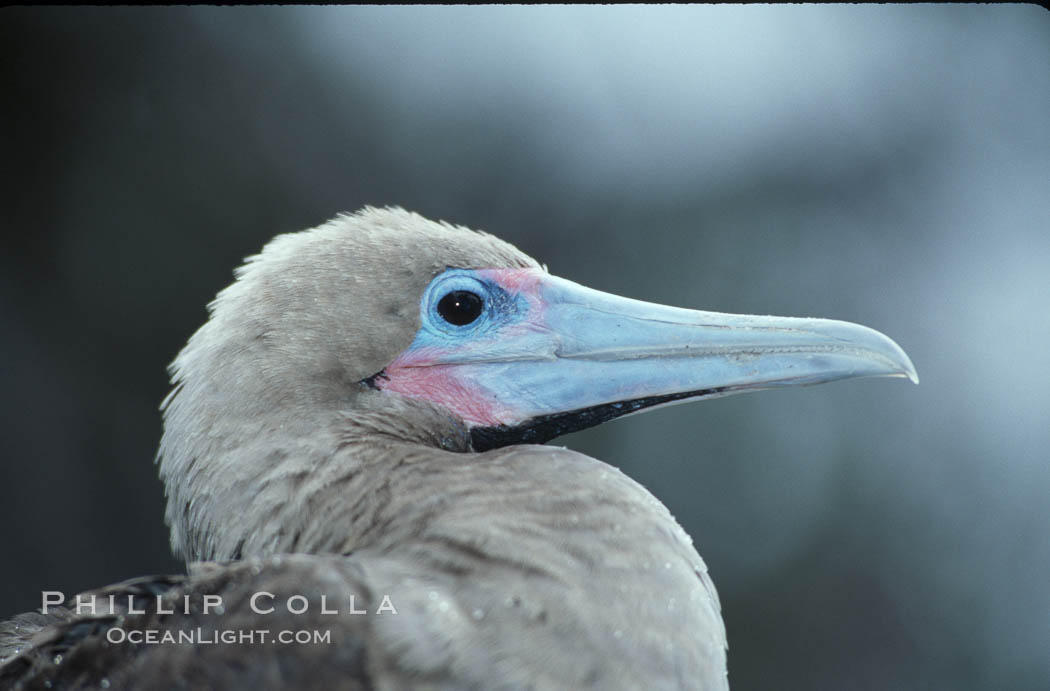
[410,269,531,357]
[386,267,916,444]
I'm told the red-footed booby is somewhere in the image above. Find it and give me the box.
[0,208,916,689]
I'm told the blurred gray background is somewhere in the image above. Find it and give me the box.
[2,6,1048,689]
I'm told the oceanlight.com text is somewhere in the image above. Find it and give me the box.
[106,627,332,645]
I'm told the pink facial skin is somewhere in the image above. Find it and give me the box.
[376,268,548,428]
[476,267,545,295]
[376,362,511,427]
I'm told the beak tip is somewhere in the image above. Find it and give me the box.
[885,350,918,385]
[850,322,918,386]
[888,341,919,385]
[882,344,919,385]
[893,367,920,385]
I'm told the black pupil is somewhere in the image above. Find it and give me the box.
[437,290,483,326]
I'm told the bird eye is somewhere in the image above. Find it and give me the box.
[437,290,484,326]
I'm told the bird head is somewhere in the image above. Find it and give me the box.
[158,207,916,560]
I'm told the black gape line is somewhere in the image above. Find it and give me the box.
[361,370,390,390]
[469,387,729,452]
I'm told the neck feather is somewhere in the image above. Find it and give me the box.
[159,390,470,563]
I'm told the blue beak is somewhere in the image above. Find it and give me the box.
[379,268,917,451]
